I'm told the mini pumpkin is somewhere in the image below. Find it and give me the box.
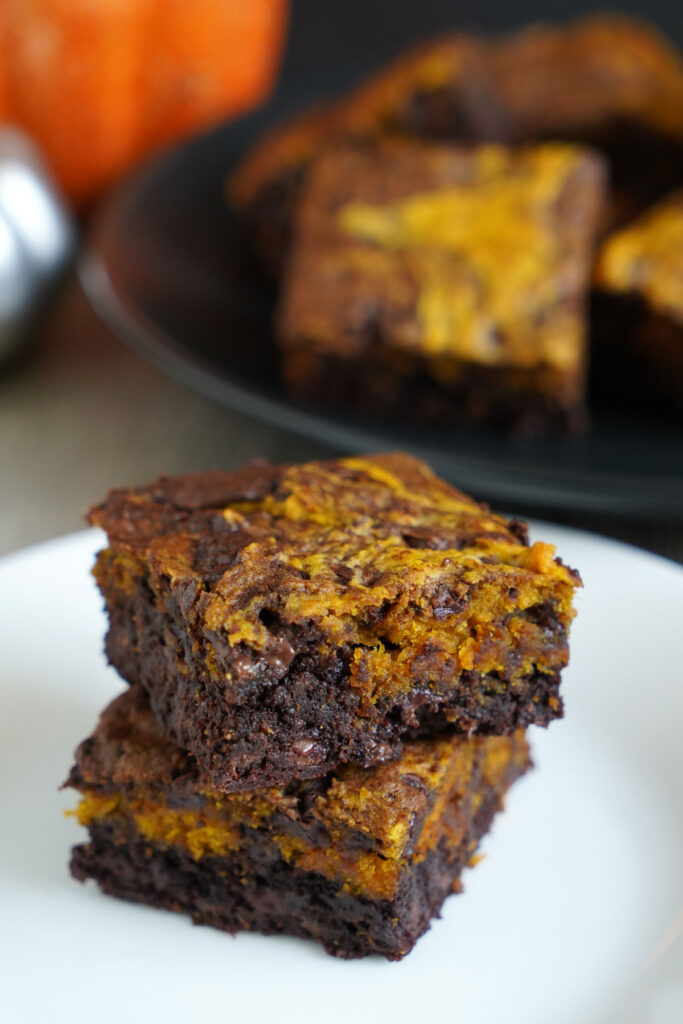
[0,0,288,204]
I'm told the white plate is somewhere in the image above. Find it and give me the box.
[1,526,682,1024]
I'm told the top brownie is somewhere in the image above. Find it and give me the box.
[89,453,579,792]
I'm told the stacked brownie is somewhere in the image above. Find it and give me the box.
[66,453,580,958]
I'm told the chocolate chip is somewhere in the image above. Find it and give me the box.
[262,638,296,676]
[431,583,469,619]
[192,532,248,585]
[332,563,354,584]
[363,600,392,626]
[401,527,452,550]
[361,569,385,588]
[507,518,529,545]
[524,602,559,635]
[174,578,200,616]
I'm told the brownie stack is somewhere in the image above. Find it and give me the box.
[66,453,580,959]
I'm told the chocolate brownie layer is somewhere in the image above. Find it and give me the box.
[89,453,578,792]
[67,687,530,960]
[282,348,587,435]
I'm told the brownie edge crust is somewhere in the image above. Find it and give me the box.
[88,453,579,792]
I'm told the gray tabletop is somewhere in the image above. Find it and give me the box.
[2,274,682,564]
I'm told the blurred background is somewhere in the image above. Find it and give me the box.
[1,0,682,559]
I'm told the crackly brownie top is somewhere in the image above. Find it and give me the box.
[278,142,604,372]
[89,454,579,701]
[89,453,526,547]
[68,686,529,898]
[595,190,683,323]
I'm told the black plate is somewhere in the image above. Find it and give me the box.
[80,11,683,519]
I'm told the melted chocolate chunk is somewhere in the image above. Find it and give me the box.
[154,461,278,510]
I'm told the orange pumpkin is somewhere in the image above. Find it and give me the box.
[0,0,289,204]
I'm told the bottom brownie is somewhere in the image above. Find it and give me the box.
[71,788,501,961]
[67,687,529,960]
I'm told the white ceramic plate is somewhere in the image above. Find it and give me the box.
[1,526,682,1024]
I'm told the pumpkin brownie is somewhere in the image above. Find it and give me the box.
[228,14,683,269]
[277,141,604,433]
[593,190,683,407]
[67,686,530,960]
[88,453,579,792]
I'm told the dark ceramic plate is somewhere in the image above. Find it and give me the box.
[80,27,683,519]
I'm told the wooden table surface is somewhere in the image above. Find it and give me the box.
[2,273,682,563]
